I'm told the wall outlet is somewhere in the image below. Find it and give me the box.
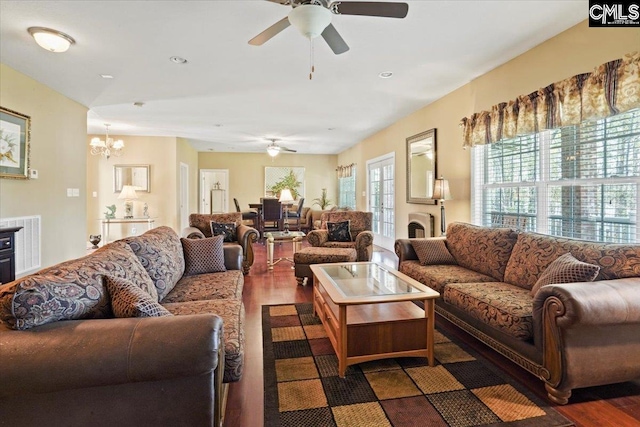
[92,191,98,198]
[131,227,137,235]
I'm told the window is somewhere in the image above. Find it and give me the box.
[472,109,640,243]
[338,172,356,210]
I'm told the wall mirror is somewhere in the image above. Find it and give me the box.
[406,129,437,204]
[113,164,150,193]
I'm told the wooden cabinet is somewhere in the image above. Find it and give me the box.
[0,226,22,285]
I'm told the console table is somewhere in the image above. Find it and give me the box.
[0,226,23,285]
[100,218,155,244]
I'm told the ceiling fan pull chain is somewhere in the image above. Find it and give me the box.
[309,38,314,80]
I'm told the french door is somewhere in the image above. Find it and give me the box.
[367,153,395,251]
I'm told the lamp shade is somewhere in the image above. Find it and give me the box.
[118,185,139,200]
[279,188,294,203]
[288,4,332,39]
[432,178,452,201]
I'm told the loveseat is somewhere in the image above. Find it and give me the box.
[395,222,640,404]
[0,226,245,427]
[183,212,259,274]
[307,210,374,262]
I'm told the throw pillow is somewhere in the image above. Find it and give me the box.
[411,239,457,265]
[105,276,172,318]
[210,221,237,243]
[530,252,600,296]
[327,220,352,242]
[181,236,227,276]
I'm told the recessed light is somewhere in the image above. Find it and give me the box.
[100,74,114,79]
[214,124,223,127]
[133,102,145,107]
[379,71,393,79]
[327,128,335,131]
[170,56,188,64]
[28,27,75,53]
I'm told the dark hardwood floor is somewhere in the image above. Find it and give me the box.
[225,240,640,427]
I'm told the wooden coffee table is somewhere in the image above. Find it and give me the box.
[311,262,440,377]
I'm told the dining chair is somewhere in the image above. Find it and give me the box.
[261,198,283,237]
[286,197,305,230]
[234,198,259,228]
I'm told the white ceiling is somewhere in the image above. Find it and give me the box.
[0,1,586,155]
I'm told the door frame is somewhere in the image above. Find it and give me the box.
[199,169,229,214]
[366,152,396,251]
[179,163,189,231]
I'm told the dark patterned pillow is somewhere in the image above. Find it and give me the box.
[412,239,457,265]
[181,236,227,276]
[530,252,600,296]
[105,276,172,318]
[327,220,352,242]
[210,222,237,243]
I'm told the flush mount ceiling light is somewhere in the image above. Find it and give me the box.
[379,71,393,78]
[28,27,75,53]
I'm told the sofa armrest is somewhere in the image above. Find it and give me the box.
[182,226,205,239]
[534,277,640,328]
[307,229,329,247]
[0,314,224,397]
[394,238,420,265]
[354,231,374,261]
[236,224,258,251]
[224,244,244,270]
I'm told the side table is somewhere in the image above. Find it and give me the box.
[266,231,305,270]
[101,218,156,244]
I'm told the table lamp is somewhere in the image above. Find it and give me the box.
[118,185,138,219]
[432,177,452,236]
[279,189,294,233]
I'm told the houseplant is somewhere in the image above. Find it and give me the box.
[313,188,332,210]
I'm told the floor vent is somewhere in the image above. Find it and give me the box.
[0,215,41,275]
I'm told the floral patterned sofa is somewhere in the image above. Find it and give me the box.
[395,222,640,405]
[307,210,374,262]
[183,212,259,274]
[0,226,245,427]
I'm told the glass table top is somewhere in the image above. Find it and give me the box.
[316,263,425,298]
[266,231,306,239]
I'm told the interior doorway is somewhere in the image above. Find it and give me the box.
[367,153,395,251]
[200,169,229,214]
[179,163,189,231]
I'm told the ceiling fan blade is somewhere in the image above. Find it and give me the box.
[282,147,297,153]
[248,17,290,46]
[265,0,292,4]
[330,2,408,18]
[321,24,349,55]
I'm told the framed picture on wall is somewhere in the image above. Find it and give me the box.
[265,167,305,200]
[0,107,31,180]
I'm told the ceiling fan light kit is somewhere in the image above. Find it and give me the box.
[288,4,332,39]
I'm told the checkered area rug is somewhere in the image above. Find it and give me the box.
[263,303,573,427]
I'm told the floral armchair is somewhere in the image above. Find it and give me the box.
[182,213,258,274]
[306,211,374,262]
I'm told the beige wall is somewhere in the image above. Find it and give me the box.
[176,137,199,227]
[198,152,338,211]
[86,135,180,241]
[0,64,88,273]
[338,21,640,238]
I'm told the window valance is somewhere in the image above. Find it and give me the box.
[460,51,640,148]
[336,163,356,178]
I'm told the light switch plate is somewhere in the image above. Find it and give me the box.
[29,169,39,179]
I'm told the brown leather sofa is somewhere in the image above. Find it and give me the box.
[0,226,245,427]
[183,212,259,274]
[395,222,640,404]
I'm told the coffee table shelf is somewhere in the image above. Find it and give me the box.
[311,262,439,376]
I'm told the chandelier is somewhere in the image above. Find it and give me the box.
[90,124,124,159]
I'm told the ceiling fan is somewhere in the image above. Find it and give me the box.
[249,0,409,55]
[266,139,297,157]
